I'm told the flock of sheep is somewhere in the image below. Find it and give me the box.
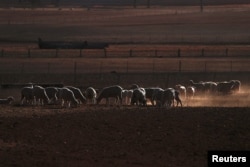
[0,79,241,108]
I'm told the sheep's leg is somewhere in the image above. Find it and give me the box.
[61,99,64,107]
[105,98,109,105]
[150,99,154,106]
[20,95,25,105]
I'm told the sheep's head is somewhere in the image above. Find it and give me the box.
[7,96,15,104]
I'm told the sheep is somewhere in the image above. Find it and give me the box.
[152,89,165,107]
[145,87,164,106]
[130,84,140,90]
[175,84,186,99]
[162,88,175,107]
[66,86,87,104]
[96,85,123,105]
[186,86,195,100]
[33,85,50,105]
[163,88,182,107]
[0,96,15,105]
[174,90,182,107]
[199,81,217,95]
[85,87,97,104]
[122,89,129,105]
[131,88,147,106]
[57,87,79,108]
[230,80,241,93]
[20,86,34,105]
[217,81,236,94]
[216,80,241,95]
[45,87,59,104]
[189,80,205,95]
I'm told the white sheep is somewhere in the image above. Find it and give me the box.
[199,81,217,95]
[85,87,97,104]
[66,86,87,104]
[163,88,182,108]
[122,89,129,105]
[230,80,241,93]
[175,84,186,99]
[145,87,164,106]
[131,87,147,106]
[57,87,79,108]
[189,80,205,95]
[0,96,15,105]
[33,85,50,105]
[20,86,34,105]
[186,86,195,100]
[174,90,182,107]
[121,89,133,105]
[96,85,123,105]
[163,88,175,107]
[217,81,238,94]
[45,87,59,104]
[152,89,165,107]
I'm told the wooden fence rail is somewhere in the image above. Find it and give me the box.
[0,58,250,74]
[0,47,250,58]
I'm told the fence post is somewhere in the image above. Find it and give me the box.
[179,60,182,72]
[177,48,181,57]
[28,49,31,58]
[21,63,24,74]
[80,49,82,57]
[99,61,103,79]
[126,60,129,73]
[104,48,107,58]
[201,48,204,57]
[1,49,4,57]
[225,48,228,57]
[74,62,77,84]
[204,61,207,72]
[152,59,155,74]
[48,63,50,74]
[56,49,58,57]
[129,49,133,57]
[230,61,233,72]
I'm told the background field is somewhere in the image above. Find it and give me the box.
[0,5,250,86]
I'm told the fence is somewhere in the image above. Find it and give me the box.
[1,57,250,74]
[1,46,250,58]
[0,56,250,87]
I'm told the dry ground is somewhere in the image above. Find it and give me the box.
[0,105,249,167]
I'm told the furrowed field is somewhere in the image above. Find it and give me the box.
[0,4,250,167]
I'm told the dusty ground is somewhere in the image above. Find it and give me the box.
[0,105,249,167]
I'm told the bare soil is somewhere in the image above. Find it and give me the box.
[0,105,249,167]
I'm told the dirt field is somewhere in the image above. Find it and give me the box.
[0,105,249,167]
